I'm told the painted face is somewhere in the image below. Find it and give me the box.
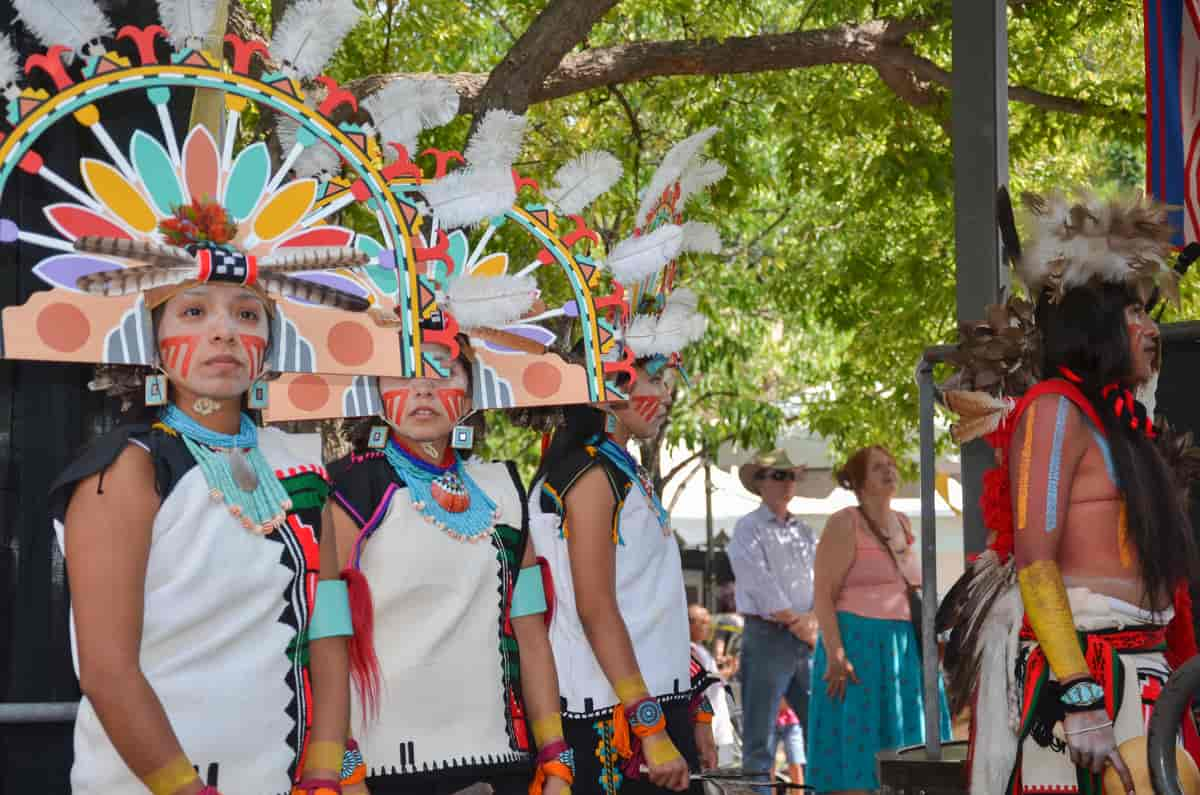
[859,448,899,499]
[1125,303,1160,386]
[611,363,675,440]
[157,284,270,401]
[377,344,471,444]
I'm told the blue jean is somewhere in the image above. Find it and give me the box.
[739,616,811,789]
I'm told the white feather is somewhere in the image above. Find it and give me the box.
[363,78,460,157]
[276,112,341,177]
[422,166,515,229]
[12,0,112,56]
[0,35,20,88]
[442,273,537,329]
[604,224,683,284]
[622,288,706,356]
[155,0,218,48]
[679,221,722,254]
[636,126,718,225]
[678,158,726,204]
[464,109,526,167]
[545,150,622,216]
[622,313,659,349]
[269,0,361,79]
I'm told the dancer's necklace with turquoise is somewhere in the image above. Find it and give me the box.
[157,403,292,534]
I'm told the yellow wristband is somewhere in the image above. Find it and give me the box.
[305,740,344,773]
[532,713,565,748]
[142,754,198,795]
[613,674,650,705]
[641,732,682,767]
[1018,560,1089,681]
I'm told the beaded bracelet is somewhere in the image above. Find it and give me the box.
[340,739,366,787]
[627,697,666,738]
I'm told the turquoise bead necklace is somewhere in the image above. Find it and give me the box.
[159,404,292,534]
[595,435,670,531]
[383,439,500,543]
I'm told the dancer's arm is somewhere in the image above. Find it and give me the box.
[1011,394,1133,792]
[565,468,689,792]
[66,445,204,795]
[302,503,351,783]
[513,541,570,795]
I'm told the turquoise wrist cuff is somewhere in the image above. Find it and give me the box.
[309,579,353,640]
[510,565,548,618]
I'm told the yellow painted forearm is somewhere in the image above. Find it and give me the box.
[1018,560,1088,682]
[532,713,565,747]
[142,754,199,795]
[613,674,650,705]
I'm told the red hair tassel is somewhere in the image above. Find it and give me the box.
[341,567,381,721]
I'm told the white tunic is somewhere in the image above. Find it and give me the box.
[54,427,326,795]
[347,457,528,776]
[528,468,691,715]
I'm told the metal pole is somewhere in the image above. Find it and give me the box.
[917,358,941,759]
[703,452,715,611]
[952,0,1009,558]
[0,702,78,723]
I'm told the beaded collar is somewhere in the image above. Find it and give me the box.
[594,436,670,532]
[383,439,500,543]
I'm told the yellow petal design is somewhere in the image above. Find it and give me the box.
[253,180,318,243]
[80,159,157,234]
[471,252,509,277]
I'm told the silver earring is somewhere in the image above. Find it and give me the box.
[144,372,168,406]
[367,425,389,450]
[605,413,618,434]
[247,380,269,409]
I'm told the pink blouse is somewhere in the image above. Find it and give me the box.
[832,506,921,621]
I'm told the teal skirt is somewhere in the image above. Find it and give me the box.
[807,611,952,793]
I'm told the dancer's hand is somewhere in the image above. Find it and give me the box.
[823,648,858,701]
[543,775,570,795]
[1062,709,1133,795]
[642,732,690,791]
[695,721,718,770]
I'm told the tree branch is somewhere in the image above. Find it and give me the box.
[470,0,621,126]
[349,17,1138,125]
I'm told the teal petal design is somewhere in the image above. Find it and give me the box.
[447,229,469,274]
[130,130,183,217]
[356,236,397,297]
[223,142,270,221]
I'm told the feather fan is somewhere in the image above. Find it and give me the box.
[1017,190,1175,303]
[422,166,515,229]
[636,127,717,225]
[942,390,1016,444]
[276,112,342,177]
[12,0,112,56]
[362,78,459,157]
[155,0,219,48]
[463,109,526,167]
[678,158,726,204]
[0,34,21,90]
[604,224,683,284]
[544,151,622,216]
[442,273,537,329]
[678,221,722,254]
[270,0,361,79]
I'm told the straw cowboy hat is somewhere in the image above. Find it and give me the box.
[1103,736,1200,795]
[738,449,807,496]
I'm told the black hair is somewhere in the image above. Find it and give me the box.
[1037,281,1200,606]
[343,335,484,457]
[530,350,649,488]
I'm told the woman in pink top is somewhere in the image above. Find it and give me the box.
[806,446,950,794]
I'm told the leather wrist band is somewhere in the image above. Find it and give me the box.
[1059,677,1106,714]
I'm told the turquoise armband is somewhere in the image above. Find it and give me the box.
[510,565,548,618]
[309,579,353,640]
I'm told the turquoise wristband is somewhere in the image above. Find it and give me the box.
[309,579,353,640]
[510,565,548,618]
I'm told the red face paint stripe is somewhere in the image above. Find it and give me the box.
[240,334,268,379]
[436,388,466,424]
[380,388,410,427]
[159,335,199,378]
[632,395,661,422]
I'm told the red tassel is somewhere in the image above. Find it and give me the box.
[1166,582,1197,670]
[537,556,555,628]
[341,567,382,721]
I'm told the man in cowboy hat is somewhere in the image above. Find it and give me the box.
[727,449,818,789]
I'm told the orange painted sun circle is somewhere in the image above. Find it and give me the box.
[522,361,562,399]
[38,303,90,353]
[288,374,331,413]
[327,321,374,367]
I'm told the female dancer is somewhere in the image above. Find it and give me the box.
[329,339,571,795]
[529,358,716,795]
[52,277,355,795]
